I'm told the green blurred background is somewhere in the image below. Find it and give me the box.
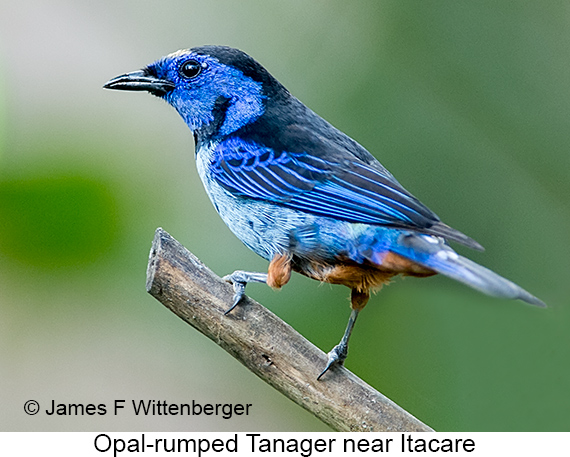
[1,0,568,431]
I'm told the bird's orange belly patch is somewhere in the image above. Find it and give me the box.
[294,251,435,293]
[267,253,292,289]
[380,251,435,276]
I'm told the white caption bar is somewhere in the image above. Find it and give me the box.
[0,432,567,456]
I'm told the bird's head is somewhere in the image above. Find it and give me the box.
[104,46,285,138]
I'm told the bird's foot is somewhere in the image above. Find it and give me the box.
[317,341,348,380]
[222,270,267,314]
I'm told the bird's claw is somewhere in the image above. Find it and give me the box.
[222,271,267,314]
[223,275,246,315]
[317,342,348,380]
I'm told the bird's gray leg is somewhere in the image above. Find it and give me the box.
[222,270,268,314]
[317,308,360,380]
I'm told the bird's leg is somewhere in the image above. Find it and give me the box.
[222,270,268,314]
[222,252,292,315]
[317,289,369,380]
[317,308,360,380]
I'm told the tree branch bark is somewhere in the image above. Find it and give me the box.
[146,227,433,432]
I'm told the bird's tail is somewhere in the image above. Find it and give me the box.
[362,231,545,307]
[417,250,545,307]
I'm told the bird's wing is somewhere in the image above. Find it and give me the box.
[211,137,438,225]
[210,136,482,249]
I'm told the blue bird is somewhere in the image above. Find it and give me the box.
[104,46,545,379]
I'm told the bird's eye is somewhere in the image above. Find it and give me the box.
[179,60,203,79]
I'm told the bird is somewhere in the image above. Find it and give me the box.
[104,45,545,379]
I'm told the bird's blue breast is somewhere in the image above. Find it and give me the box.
[195,141,310,260]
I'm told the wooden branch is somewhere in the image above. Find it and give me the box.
[146,228,433,432]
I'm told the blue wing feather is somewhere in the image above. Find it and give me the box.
[211,137,439,230]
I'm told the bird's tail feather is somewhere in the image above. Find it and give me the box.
[417,251,545,307]
[367,232,546,307]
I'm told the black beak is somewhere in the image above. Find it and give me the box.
[103,70,175,97]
